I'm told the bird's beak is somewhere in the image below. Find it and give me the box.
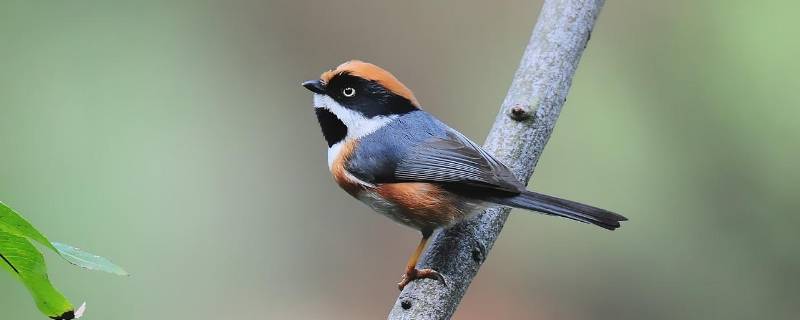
[302,79,325,94]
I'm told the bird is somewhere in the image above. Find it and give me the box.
[302,60,627,290]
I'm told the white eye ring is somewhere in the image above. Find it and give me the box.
[342,87,356,97]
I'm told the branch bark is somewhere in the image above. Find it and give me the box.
[387,1,605,319]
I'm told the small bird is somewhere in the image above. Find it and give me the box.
[302,60,626,290]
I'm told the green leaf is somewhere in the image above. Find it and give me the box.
[0,230,82,319]
[0,201,127,319]
[0,201,128,275]
[52,242,128,276]
[0,201,56,251]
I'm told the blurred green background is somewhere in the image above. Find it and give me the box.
[1,1,798,319]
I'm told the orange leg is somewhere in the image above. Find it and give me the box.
[397,231,445,290]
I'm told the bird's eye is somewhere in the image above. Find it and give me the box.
[342,87,356,97]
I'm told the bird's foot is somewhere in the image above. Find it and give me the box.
[397,268,445,291]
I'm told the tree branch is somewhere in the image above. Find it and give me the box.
[387,1,605,319]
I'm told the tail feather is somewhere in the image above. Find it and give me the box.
[494,191,627,230]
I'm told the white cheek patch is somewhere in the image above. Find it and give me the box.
[314,94,397,141]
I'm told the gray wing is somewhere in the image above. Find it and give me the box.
[394,130,525,193]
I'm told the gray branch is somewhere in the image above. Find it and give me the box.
[387,1,605,319]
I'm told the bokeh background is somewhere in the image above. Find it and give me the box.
[1,1,798,319]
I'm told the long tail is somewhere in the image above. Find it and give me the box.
[493,191,627,230]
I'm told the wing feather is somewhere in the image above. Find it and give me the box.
[394,130,524,193]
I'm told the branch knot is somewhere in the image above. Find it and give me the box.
[508,104,533,121]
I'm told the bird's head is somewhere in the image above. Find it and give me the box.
[302,60,420,147]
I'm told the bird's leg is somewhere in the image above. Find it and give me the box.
[397,230,445,290]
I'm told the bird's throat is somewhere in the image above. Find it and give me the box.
[315,108,347,147]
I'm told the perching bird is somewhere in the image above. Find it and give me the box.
[302,60,626,290]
